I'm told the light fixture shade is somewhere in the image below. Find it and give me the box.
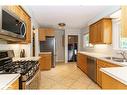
[58,23,66,29]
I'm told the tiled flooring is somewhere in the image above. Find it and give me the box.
[40,62,101,89]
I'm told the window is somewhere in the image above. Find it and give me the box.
[120,36,127,49]
[83,33,89,48]
[113,19,127,50]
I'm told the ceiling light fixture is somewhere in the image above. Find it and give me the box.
[58,23,66,30]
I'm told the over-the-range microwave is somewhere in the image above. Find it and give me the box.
[0,6,26,40]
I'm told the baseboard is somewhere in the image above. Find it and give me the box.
[56,60,65,63]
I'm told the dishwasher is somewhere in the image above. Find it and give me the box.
[87,56,97,82]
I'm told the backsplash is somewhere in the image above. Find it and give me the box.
[0,43,31,57]
[82,44,124,58]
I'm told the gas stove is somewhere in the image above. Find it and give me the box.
[0,60,38,73]
[0,51,40,89]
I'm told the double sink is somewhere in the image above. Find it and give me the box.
[104,57,127,62]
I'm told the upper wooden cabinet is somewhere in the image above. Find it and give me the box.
[5,5,31,43]
[89,18,112,44]
[38,28,55,41]
[121,6,127,37]
[38,28,46,41]
[45,28,55,36]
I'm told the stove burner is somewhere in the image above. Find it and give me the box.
[0,60,38,74]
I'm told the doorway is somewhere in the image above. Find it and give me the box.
[68,35,78,62]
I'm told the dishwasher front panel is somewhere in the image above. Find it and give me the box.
[87,56,97,82]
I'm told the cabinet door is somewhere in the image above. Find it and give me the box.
[89,25,96,43]
[97,60,105,87]
[97,20,103,43]
[89,24,98,44]
[97,65,102,87]
[45,29,55,36]
[103,19,112,44]
[121,6,127,37]
[77,53,87,74]
[94,23,98,43]
[39,54,51,70]
[77,53,83,69]
[89,25,93,43]
[38,29,46,41]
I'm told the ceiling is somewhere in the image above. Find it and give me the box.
[25,6,111,29]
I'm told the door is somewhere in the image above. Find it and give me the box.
[68,35,78,62]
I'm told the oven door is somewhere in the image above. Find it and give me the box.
[23,70,41,89]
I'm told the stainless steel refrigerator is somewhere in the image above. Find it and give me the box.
[40,37,56,67]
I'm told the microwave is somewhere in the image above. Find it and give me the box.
[0,7,26,39]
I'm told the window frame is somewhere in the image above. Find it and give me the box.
[112,19,127,50]
[83,32,90,48]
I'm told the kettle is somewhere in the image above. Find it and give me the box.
[20,49,25,58]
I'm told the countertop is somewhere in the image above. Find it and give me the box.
[39,52,52,55]
[0,74,20,89]
[79,51,127,66]
[12,56,41,61]
[100,67,127,85]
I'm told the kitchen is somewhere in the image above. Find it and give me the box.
[0,2,127,92]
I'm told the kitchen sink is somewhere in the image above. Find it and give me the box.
[103,57,127,62]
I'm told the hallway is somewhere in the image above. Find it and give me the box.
[40,63,100,89]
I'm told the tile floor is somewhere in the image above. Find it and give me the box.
[40,62,101,89]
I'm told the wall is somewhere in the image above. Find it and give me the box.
[65,28,81,63]
[55,29,65,62]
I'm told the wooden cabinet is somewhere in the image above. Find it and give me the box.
[121,6,127,37]
[77,53,87,74]
[38,28,55,41]
[97,59,120,87]
[39,53,52,70]
[89,23,98,43]
[38,29,46,41]
[7,79,19,90]
[102,72,127,89]
[5,5,31,43]
[89,18,112,44]
[45,28,55,36]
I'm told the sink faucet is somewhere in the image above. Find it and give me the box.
[117,50,127,60]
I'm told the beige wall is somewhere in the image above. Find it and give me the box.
[55,29,65,62]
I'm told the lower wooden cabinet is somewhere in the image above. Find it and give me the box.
[97,59,120,87]
[102,72,127,89]
[77,53,87,74]
[7,79,19,90]
[39,53,52,70]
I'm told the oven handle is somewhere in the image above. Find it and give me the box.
[25,70,40,85]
